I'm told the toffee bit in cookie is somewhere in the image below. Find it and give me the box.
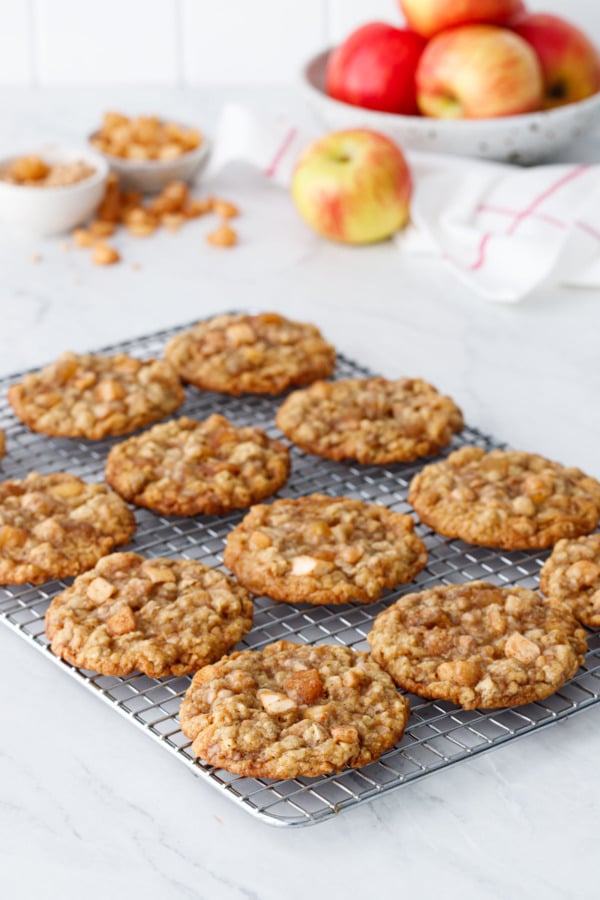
[164,312,336,396]
[223,493,428,605]
[368,581,587,710]
[276,376,464,465]
[179,640,410,778]
[409,446,600,550]
[45,552,253,678]
[0,472,136,585]
[104,414,290,517]
[7,351,184,440]
[540,534,600,627]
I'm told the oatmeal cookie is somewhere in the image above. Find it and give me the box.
[223,494,427,605]
[8,351,184,440]
[540,534,600,627]
[368,581,587,710]
[409,447,600,550]
[0,472,136,585]
[179,640,410,778]
[105,414,290,517]
[164,312,336,395]
[276,377,463,465]
[45,552,253,677]
[0,429,5,460]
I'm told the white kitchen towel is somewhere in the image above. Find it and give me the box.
[207,104,600,303]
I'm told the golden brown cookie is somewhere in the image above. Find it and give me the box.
[0,429,5,461]
[164,312,336,395]
[8,351,184,439]
[223,494,427,605]
[276,377,463,465]
[0,472,136,585]
[540,534,600,627]
[179,640,410,778]
[45,552,253,677]
[409,447,600,550]
[105,414,290,517]
[368,581,587,710]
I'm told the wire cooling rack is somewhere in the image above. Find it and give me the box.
[1,319,599,828]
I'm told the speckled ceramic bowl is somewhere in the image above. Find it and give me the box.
[302,49,600,164]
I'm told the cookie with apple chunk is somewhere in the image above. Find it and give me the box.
[409,446,600,550]
[276,376,463,464]
[164,312,335,395]
[368,581,586,710]
[0,472,135,585]
[179,640,410,778]
[8,351,184,440]
[223,493,427,605]
[45,552,253,677]
[105,414,290,516]
[540,534,600,627]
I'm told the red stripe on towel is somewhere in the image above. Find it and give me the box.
[265,128,298,178]
[575,220,600,243]
[505,165,590,236]
[469,232,491,270]
[477,204,568,230]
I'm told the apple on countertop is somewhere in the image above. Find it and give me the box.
[291,130,411,245]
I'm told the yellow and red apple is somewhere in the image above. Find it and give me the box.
[326,22,427,115]
[291,130,411,244]
[399,0,525,39]
[510,12,600,108]
[416,24,544,118]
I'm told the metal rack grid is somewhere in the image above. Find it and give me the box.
[1,319,599,828]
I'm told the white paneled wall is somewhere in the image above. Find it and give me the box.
[180,0,326,84]
[2,0,600,85]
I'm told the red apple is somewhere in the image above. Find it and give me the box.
[510,13,600,108]
[416,25,544,118]
[399,0,525,39]
[291,130,411,244]
[326,23,426,115]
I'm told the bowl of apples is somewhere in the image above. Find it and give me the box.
[302,1,600,163]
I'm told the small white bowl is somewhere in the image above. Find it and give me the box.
[0,144,108,236]
[302,49,600,164]
[89,136,210,193]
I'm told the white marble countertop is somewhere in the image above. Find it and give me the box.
[1,88,599,900]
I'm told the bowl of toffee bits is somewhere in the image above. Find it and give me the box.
[0,144,108,235]
[89,111,209,192]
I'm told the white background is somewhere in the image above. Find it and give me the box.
[1,0,600,87]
